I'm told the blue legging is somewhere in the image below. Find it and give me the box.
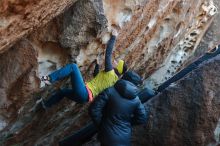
[44,64,88,108]
[44,36,117,107]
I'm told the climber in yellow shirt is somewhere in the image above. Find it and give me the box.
[31,29,127,111]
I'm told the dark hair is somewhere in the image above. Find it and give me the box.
[121,71,143,86]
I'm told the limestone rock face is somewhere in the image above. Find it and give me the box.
[0,0,219,145]
[0,0,77,53]
[0,40,39,130]
[133,55,220,146]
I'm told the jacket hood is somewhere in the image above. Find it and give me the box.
[121,71,143,86]
[114,79,139,99]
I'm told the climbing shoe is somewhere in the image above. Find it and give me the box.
[41,75,52,85]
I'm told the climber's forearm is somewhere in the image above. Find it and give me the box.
[93,63,100,77]
[105,35,116,72]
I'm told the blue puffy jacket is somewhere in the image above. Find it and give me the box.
[89,79,147,146]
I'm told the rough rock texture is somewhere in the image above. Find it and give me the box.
[0,0,77,53]
[0,40,39,129]
[0,0,219,145]
[132,55,220,146]
[194,0,220,57]
[144,0,218,88]
[201,17,220,144]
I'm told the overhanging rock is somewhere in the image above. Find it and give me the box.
[133,55,220,146]
[0,0,219,145]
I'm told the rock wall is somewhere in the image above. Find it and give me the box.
[0,40,39,131]
[133,55,220,146]
[194,0,220,58]
[144,0,217,88]
[0,0,77,53]
[0,0,219,145]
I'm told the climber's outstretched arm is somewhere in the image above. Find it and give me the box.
[105,29,118,72]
